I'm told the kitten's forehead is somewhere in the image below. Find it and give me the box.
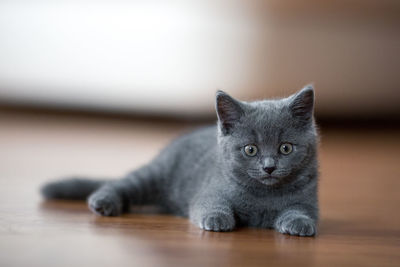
[235,99,299,142]
[248,100,293,128]
[250,98,287,113]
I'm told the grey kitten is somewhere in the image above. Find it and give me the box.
[41,85,319,236]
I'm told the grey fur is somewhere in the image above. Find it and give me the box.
[41,85,319,236]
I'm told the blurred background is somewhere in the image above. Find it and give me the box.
[0,0,399,121]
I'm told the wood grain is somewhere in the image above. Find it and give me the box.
[0,111,399,267]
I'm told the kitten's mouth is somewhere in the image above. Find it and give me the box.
[259,173,279,180]
[262,175,274,179]
[246,170,286,185]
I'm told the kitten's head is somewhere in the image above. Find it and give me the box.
[216,85,318,186]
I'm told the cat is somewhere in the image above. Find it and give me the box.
[41,85,319,236]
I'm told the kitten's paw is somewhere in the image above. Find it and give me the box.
[199,213,235,232]
[277,216,316,237]
[88,192,122,216]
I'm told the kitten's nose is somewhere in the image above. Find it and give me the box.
[263,166,276,174]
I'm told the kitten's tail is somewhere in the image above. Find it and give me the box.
[41,178,107,200]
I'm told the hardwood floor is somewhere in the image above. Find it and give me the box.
[0,111,399,267]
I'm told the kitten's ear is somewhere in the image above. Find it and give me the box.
[215,90,245,135]
[289,85,315,124]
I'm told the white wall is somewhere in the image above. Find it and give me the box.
[0,0,399,117]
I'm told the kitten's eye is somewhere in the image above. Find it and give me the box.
[244,145,258,157]
[279,143,293,155]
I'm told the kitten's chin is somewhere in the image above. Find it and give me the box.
[257,177,280,186]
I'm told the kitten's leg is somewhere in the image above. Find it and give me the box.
[274,205,318,236]
[88,164,163,216]
[189,196,235,232]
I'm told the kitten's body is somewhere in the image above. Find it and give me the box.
[42,86,319,236]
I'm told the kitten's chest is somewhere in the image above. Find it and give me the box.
[233,194,288,228]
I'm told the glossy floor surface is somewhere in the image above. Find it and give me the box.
[0,111,399,267]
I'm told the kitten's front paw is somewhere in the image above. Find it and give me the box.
[199,213,235,232]
[277,216,316,237]
[88,192,122,216]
